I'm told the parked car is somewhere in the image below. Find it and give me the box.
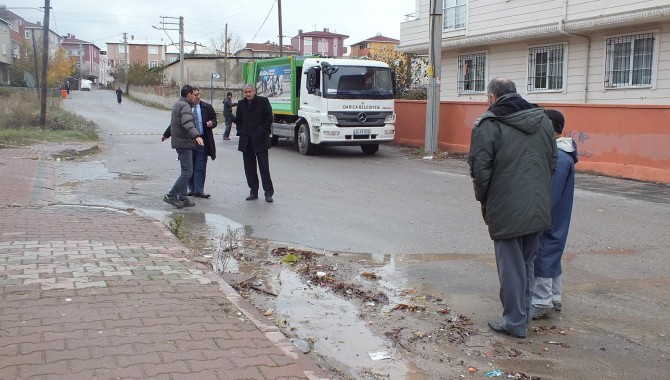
[80,79,92,91]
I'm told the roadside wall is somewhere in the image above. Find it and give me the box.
[395,100,670,184]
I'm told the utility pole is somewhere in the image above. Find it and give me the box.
[39,0,50,128]
[179,16,184,86]
[424,0,442,157]
[78,42,83,83]
[224,23,228,89]
[123,32,129,94]
[157,16,184,88]
[278,0,283,57]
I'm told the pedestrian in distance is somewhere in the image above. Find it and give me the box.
[162,84,204,209]
[235,84,274,202]
[116,87,123,104]
[222,91,237,140]
[531,109,578,318]
[468,77,557,339]
[187,86,217,198]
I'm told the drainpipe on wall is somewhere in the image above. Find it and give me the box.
[558,1,591,104]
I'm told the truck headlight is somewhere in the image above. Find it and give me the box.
[327,115,338,123]
[384,114,396,123]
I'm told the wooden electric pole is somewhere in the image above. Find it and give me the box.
[224,23,228,89]
[278,0,283,57]
[123,32,129,94]
[39,0,51,128]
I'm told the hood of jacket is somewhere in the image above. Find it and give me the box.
[557,136,579,163]
[482,93,546,135]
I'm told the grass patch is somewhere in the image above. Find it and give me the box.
[167,214,189,242]
[127,94,170,110]
[399,146,466,160]
[0,128,97,148]
[0,88,98,146]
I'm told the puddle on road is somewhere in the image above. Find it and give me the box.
[142,211,490,378]
[259,268,422,379]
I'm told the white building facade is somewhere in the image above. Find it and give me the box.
[400,0,670,105]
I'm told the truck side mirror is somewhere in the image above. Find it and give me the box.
[306,67,321,96]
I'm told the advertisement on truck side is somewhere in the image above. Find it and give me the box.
[255,65,292,113]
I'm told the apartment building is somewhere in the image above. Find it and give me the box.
[291,28,348,57]
[401,0,670,104]
[24,21,61,59]
[398,0,670,183]
[61,34,101,83]
[0,17,10,83]
[235,42,298,58]
[350,34,400,58]
[106,37,166,70]
[0,6,25,63]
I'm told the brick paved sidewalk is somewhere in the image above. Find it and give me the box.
[0,149,329,380]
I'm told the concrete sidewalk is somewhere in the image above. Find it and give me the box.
[0,148,328,380]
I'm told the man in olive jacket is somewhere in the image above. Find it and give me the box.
[162,85,203,208]
[235,84,274,202]
[468,77,557,339]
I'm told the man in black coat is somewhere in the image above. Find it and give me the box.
[187,87,217,198]
[235,84,274,202]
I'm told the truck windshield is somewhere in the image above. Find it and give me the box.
[323,66,394,100]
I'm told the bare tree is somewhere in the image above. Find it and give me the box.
[205,31,245,56]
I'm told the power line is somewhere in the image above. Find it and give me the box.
[251,0,276,42]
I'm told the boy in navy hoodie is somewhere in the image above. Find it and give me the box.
[532,109,579,318]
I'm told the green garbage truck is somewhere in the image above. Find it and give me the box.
[242,56,396,155]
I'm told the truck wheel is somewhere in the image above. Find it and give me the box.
[297,123,315,155]
[270,135,279,146]
[361,144,379,155]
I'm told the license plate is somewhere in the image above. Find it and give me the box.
[354,129,371,135]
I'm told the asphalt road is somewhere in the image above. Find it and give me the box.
[59,88,670,378]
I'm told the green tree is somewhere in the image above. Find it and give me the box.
[9,42,34,86]
[47,47,75,87]
[123,63,165,86]
[368,44,410,96]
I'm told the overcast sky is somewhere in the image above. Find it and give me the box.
[2,0,417,53]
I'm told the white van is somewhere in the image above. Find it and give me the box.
[80,79,92,91]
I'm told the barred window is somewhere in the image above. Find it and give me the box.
[457,52,486,94]
[528,45,564,91]
[605,33,655,88]
[443,0,467,31]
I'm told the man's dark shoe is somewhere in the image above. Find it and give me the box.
[223,137,231,140]
[488,321,526,339]
[179,198,196,207]
[265,195,273,202]
[163,194,183,209]
[187,191,194,196]
[193,192,210,198]
[246,194,258,201]
[553,302,562,312]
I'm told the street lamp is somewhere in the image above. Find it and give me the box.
[210,72,221,104]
